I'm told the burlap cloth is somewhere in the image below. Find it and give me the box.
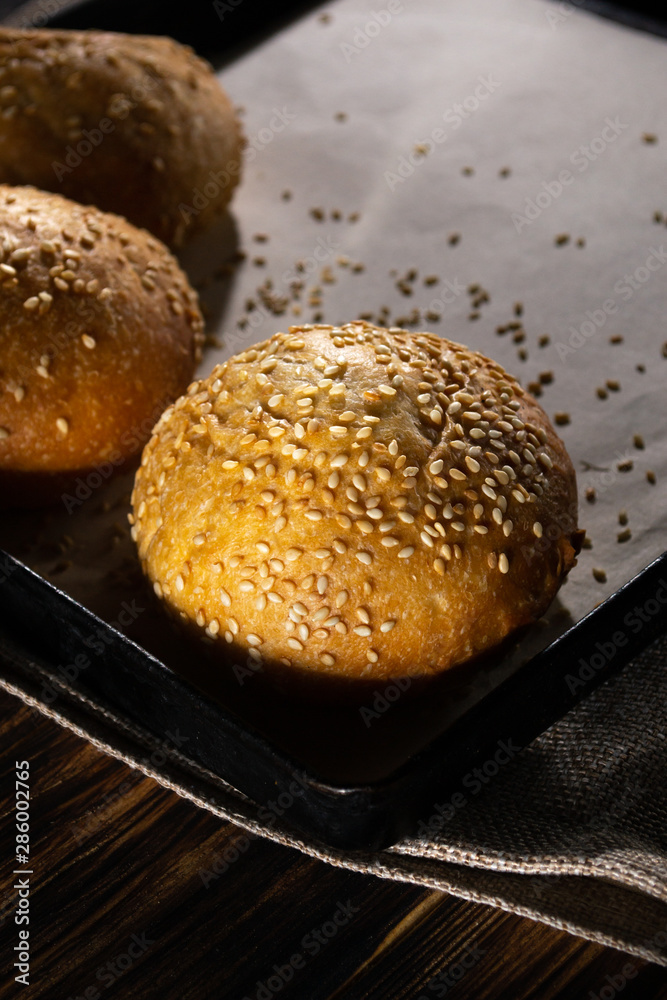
[1,627,666,967]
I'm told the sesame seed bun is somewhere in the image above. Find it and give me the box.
[131,323,581,696]
[0,184,203,507]
[0,28,243,246]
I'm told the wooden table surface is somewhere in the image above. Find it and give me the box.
[1,690,667,1000]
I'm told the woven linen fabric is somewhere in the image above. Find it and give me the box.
[1,632,666,966]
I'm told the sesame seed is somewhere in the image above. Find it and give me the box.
[354,625,372,636]
[498,553,509,574]
[336,590,349,607]
[533,522,543,537]
[376,467,391,482]
[398,546,414,558]
[267,591,283,603]
[56,417,69,436]
[331,453,349,468]
[287,638,304,651]
[429,460,444,474]
[357,551,373,565]
[320,653,336,666]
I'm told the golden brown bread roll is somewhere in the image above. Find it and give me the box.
[0,28,243,245]
[131,323,581,692]
[0,184,203,507]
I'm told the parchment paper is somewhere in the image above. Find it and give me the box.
[2,0,666,718]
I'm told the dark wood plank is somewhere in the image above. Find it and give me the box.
[1,690,666,1000]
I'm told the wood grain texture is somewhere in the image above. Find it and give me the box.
[1,689,667,1000]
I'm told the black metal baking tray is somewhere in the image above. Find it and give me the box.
[0,548,665,850]
[0,0,666,849]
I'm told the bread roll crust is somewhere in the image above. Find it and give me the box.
[131,323,581,686]
[0,28,243,245]
[0,184,203,503]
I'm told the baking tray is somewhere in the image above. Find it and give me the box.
[1,0,666,850]
[0,547,665,850]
